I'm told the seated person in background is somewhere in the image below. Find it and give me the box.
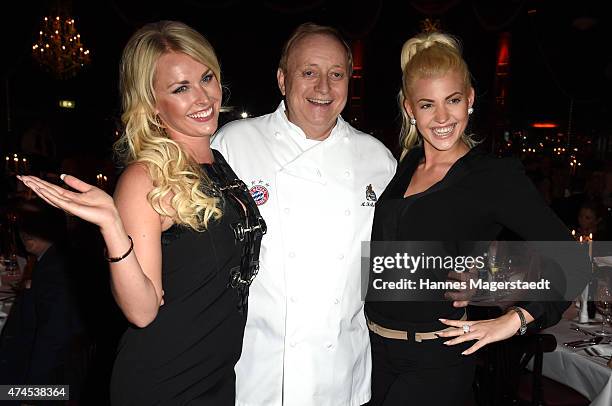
[574,200,609,241]
[0,198,84,387]
[553,169,604,227]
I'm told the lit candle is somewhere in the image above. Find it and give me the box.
[572,229,576,238]
[96,173,108,189]
[588,233,593,259]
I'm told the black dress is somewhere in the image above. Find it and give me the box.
[364,146,582,405]
[110,150,265,405]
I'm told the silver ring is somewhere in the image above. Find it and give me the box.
[462,324,470,334]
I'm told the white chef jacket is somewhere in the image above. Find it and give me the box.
[212,102,396,406]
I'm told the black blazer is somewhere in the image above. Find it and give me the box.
[0,244,82,384]
[366,146,587,331]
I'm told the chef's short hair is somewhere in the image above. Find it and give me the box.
[278,23,353,77]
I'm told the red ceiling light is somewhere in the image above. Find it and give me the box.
[531,123,558,128]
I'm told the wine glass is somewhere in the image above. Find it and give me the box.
[0,255,20,289]
[593,280,612,337]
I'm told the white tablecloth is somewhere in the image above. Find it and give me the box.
[539,319,612,406]
[0,312,6,334]
[0,287,15,335]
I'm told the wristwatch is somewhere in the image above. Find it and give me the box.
[508,306,527,335]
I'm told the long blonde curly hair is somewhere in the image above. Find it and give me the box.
[115,20,222,231]
[398,31,477,160]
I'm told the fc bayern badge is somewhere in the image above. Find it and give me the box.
[249,183,270,206]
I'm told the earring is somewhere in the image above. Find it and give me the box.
[410,117,416,125]
[154,115,164,128]
[153,115,168,135]
[468,107,474,115]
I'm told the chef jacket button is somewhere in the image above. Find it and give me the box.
[275,131,281,138]
[344,170,351,178]
[343,136,349,143]
[289,252,296,258]
[344,209,351,216]
[325,342,334,349]
[290,341,297,348]
[290,296,297,303]
[284,208,290,214]
[334,298,340,305]
[337,254,344,260]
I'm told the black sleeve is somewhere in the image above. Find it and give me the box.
[491,158,583,330]
[492,158,571,241]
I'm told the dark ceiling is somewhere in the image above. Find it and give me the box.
[1,0,610,157]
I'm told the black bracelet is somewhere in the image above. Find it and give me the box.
[508,306,527,336]
[104,235,134,263]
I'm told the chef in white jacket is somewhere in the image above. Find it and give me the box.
[212,23,396,406]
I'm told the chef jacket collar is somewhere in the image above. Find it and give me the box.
[274,101,346,149]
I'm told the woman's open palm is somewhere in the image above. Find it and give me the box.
[18,174,119,229]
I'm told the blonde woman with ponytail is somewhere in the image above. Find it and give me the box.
[18,21,265,404]
[365,31,578,405]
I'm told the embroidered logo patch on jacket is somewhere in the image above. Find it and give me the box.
[362,184,377,207]
[249,180,270,205]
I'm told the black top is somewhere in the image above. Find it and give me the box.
[110,150,264,405]
[365,146,575,331]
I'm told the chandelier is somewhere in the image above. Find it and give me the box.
[32,15,91,79]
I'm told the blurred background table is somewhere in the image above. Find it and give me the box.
[538,318,612,406]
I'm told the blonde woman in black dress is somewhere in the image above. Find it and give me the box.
[365,31,582,405]
[19,21,264,405]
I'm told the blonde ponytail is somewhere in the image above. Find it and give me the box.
[398,32,476,159]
